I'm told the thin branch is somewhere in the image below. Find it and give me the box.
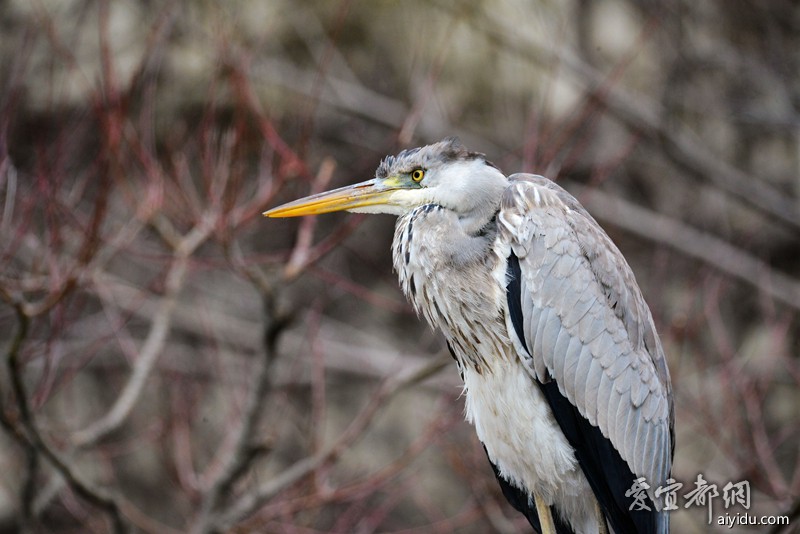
[226,58,312,181]
[3,305,128,533]
[235,418,444,527]
[309,266,409,315]
[459,3,800,233]
[211,353,450,531]
[397,11,458,145]
[191,294,292,534]
[283,157,336,280]
[71,255,186,447]
[0,160,17,235]
[73,215,214,448]
[769,496,800,534]
[570,183,800,312]
[289,214,367,275]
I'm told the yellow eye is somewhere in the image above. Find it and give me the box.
[411,169,425,182]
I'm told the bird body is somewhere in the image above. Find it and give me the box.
[391,195,602,532]
[266,138,674,533]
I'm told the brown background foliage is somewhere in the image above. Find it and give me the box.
[0,1,798,532]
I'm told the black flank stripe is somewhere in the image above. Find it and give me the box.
[505,252,658,534]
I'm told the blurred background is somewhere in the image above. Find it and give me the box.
[0,1,798,532]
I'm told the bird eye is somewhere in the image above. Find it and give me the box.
[411,169,425,182]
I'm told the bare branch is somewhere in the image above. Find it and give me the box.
[3,305,128,533]
[463,4,800,233]
[283,157,336,280]
[211,353,450,531]
[73,215,214,448]
[190,293,292,534]
[571,183,800,312]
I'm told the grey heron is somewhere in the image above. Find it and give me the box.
[266,138,674,534]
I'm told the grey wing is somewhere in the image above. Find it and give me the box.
[498,173,674,496]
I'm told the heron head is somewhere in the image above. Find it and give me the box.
[264,138,507,221]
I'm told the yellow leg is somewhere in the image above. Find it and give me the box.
[534,491,556,534]
[595,499,608,534]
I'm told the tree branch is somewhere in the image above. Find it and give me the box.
[462,4,800,233]
[72,215,214,448]
[3,305,128,533]
[191,293,292,534]
[210,353,449,531]
[571,183,800,311]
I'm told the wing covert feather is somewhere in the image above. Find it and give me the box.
[499,174,674,502]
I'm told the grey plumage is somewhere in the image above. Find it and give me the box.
[265,138,675,534]
[499,174,673,492]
